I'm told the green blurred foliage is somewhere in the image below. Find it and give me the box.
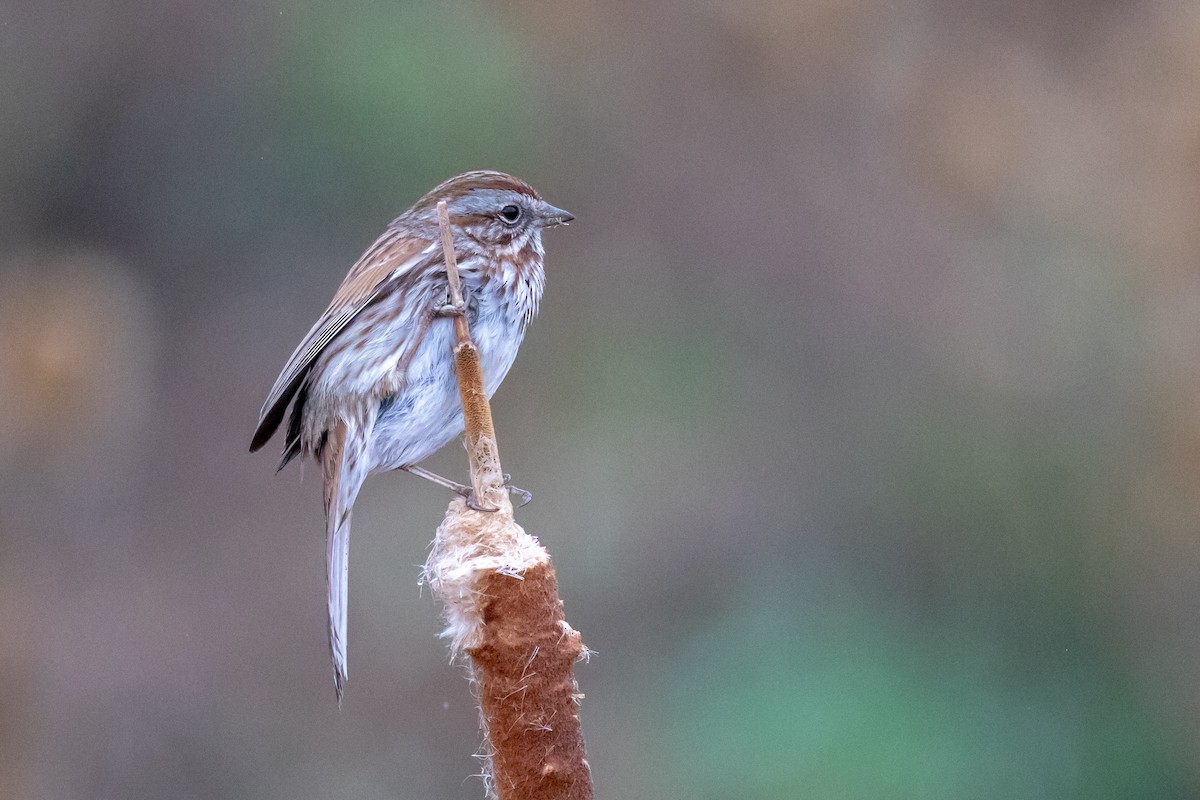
[659,577,1189,800]
[1,0,1198,798]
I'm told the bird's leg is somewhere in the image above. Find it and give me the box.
[401,464,471,497]
[400,464,499,512]
[400,465,532,509]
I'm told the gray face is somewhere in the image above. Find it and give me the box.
[452,189,574,248]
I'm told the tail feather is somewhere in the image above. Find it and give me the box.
[328,506,352,702]
[321,422,367,704]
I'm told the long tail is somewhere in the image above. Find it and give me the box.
[321,421,368,704]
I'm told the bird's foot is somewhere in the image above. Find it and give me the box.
[401,465,531,509]
[507,482,533,507]
[465,481,532,511]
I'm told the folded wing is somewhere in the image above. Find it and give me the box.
[250,229,434,453]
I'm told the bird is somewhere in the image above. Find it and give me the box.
[250,171,573,701]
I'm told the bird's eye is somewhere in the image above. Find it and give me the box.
[499,204,522,224]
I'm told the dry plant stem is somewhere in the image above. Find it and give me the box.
[437,200,502,508]
[425,202,593,800]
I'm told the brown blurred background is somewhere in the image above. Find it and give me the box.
[1,1,1198,797]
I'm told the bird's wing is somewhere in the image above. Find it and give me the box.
[250,229,436,452]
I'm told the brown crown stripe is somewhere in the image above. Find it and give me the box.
[416,172,540,209]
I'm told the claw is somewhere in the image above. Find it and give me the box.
[466,494,501,513]
[509,485,533,507]
[463,481,531,510]
[498,473,531,505]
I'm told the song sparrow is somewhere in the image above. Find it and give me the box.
[250,171,572,701]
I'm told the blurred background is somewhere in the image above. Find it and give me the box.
[1,0,1198,797]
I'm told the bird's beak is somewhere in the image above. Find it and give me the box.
[540,203,575,226]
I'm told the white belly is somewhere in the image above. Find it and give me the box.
[365,293,526,471]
